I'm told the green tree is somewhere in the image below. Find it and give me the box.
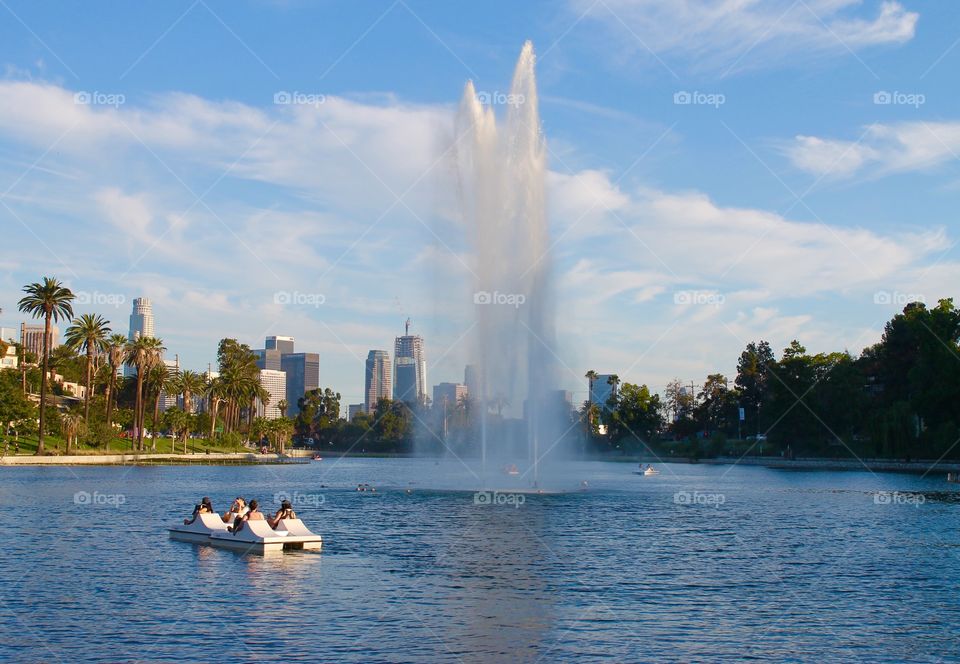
[64,313,112,425]
[18,277,75,454]
[735,340,774,437]
[296,388,342,441]
[103,333,129,427]
[125,336,165,451]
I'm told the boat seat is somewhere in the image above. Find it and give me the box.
[276,518,317,537]
[199,513,230,531]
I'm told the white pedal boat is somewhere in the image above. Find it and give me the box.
[169,513,322,554]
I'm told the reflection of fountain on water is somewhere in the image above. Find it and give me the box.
[455,42,563,489]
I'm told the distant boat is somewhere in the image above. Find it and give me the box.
[637,464,660,476]
[504,464,520,476]
[311,454,323,461]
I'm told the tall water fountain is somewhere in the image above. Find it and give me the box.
[455,42,561,488]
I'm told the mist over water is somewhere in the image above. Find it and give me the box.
[454,42,564,488]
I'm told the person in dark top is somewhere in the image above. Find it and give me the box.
[269,500,297,528]
[183,497,213,525]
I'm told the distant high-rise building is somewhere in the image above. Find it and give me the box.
[20,323,59,359]
[0,327,16,344]
[254,348,282,371]
[394,320,426,405]
[266,335,295,354]
[348,403,365,420]
[128,297,154,340]
[365,350,392,412]
[125,298,155,376]
[464,364,480,400]
[253,336,317,416]
[590,374,619,412]
[281,353,319,415]
[257,369,287,420]
[433,383,468,410]
[160,356,180,411]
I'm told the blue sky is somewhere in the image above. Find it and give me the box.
[0,0,957,407]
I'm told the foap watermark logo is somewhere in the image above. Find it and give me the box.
[674,290,725,307]
[274,290,325,307]
[874,491,925,507]
[75,291,126,308]
[873,290,925,306]
[74,490,126,507]
[274,91,326,107]
[74,90,126,108]
[673,90,725,108]
[873,90,925,108]
[674,490,726,507]
[476,90,525,108]
[474,491,526,509]
[473,290,526,309]
[273,490,325,507]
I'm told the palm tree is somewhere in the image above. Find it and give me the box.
[206,377,226,440]
[126,336,165,451]
[585,370,599,445]
[277,399,288,419]
[176,370,207,415]
[60,411,85,454]
[103,333,128,428]
[18,278,75,454]
[269,418,294,455]
[64,314,111,424]
[147,363,172,452]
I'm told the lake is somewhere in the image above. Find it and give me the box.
[1,458,958,662]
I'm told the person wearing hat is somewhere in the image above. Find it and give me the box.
[183,497,214,525]
[268,499,297,529]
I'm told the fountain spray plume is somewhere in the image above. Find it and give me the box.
[455,42,560,488]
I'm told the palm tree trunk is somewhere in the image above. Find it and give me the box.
[134,371,144,451]
[84,346,93,423]
[104,375,112,427]
[152,389,161,452]
[37,312,51,454]
[210,400,219,440]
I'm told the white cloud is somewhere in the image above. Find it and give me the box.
[787,121,960,178]
[572,0,917,73]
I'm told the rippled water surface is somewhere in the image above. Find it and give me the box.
[1,458,958,663]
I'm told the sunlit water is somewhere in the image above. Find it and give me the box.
[1,458,958,662]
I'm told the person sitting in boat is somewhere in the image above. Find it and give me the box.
[228,499,264,534]
[268,500,296,529]
[221,496,248,523]
[183,497,213,525]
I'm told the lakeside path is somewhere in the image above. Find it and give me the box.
[0,451,313,466]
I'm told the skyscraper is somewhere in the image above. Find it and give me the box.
[281,352,319,415]
[125,298,155,377]
[394,320,426,405]
[266,335,295,354]
[128,297,154,340]
[254,348,282,371]
[257,369,287,420]
[254,336,318,416]
[590,374,619,412]
[365,350,392,412]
